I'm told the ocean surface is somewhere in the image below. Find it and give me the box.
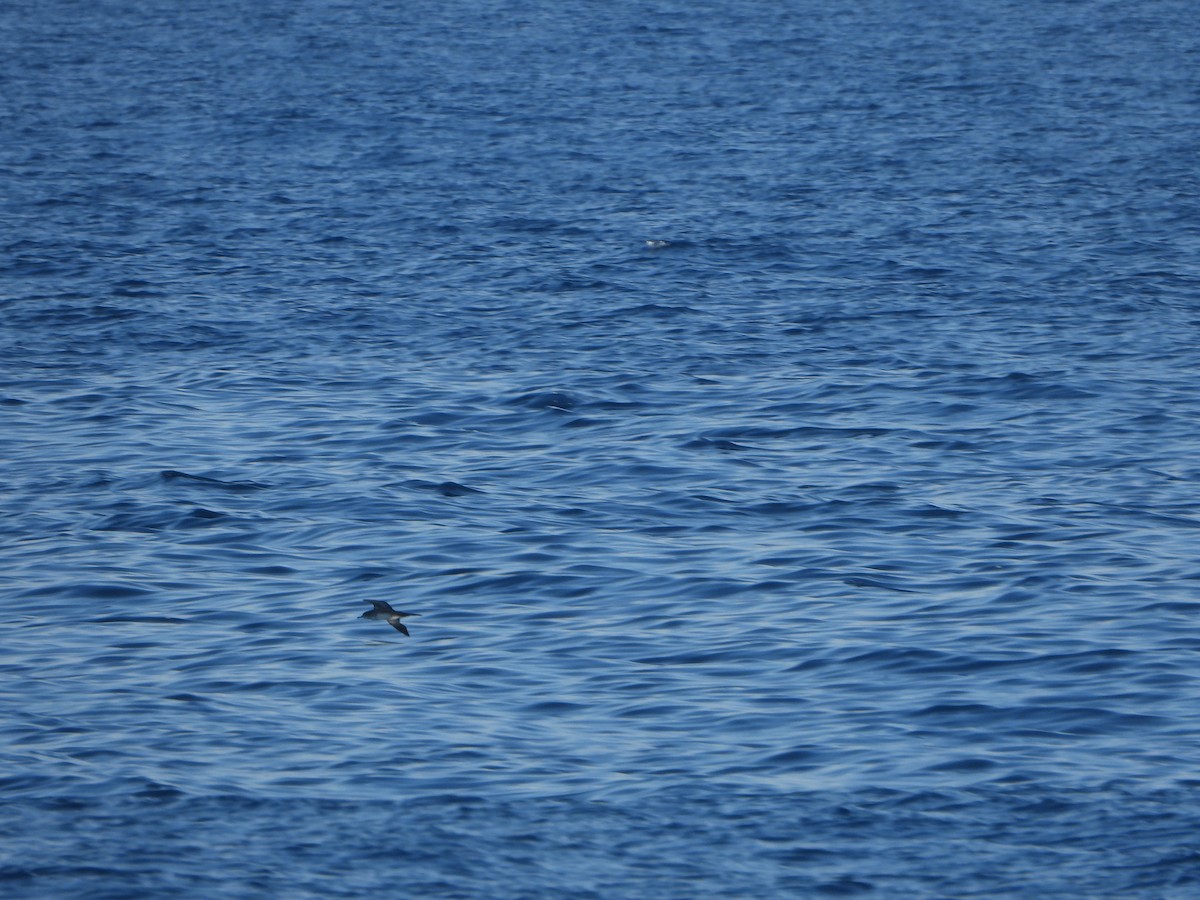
[3,0,1200,895]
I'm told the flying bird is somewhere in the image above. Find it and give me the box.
[361,600,420,636]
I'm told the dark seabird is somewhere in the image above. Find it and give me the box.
[361,600,420,636]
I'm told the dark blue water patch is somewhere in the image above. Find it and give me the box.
[92,504,237,534]
[25,582,156,602]
[159,470,270,492]
[0,784,1198,898]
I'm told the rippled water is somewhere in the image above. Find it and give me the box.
[3,0,1200,895]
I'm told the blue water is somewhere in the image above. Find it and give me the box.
[3,0,1200,895]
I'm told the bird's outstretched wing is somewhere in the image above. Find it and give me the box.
[389,620,410,636]
[364,600,394,613]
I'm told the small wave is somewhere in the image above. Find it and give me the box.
[159,471,269,492]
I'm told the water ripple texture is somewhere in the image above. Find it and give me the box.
[3,0,1200,896]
